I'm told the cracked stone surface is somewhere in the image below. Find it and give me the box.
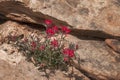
[0,0,120,80]
[0,0,120,37]
[17,0,120,36]
[66,35,120,80]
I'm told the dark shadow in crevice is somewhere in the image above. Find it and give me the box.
[71,29,120,41]
[0,14,8,24]
[11,19,46,31]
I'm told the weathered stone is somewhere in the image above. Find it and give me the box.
[0,1,70,28]
[0,59,90,80]
[17,0,120,36]
[0,0,120,39]
[105,39,120,54]
[66,35,120,80]
[0,43,24,65]
[93,4,120,36]
[0,0,120,80]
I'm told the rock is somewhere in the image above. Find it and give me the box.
[0,43,23,65]
[0,1,44,25]
[0,0,120,38]
[0,1,120,80]
[0,59,90,80]
[93,4,120,36]
[17,0,120,36]
[66,35,120,80]
[0,1,68,27]
[105,39,120,54]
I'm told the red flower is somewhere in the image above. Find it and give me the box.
[46,28,55,37]
[51,39,59,47]
[45,19,52,25]
[61,26,71,34]
[64,57,69,62]
[52,26,58,33]
[39,45,45,51]
[31,41,36,48]
[63,48,74,57]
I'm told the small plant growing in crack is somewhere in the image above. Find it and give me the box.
[8,19,78,71]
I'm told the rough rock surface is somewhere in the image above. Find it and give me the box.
[0,43,23,65]
[67,35,120,80]
[0,58,90,80]
[0,0,120,38]
[17,0,120,36]
[0,0,120,80]
[0,57,90,80]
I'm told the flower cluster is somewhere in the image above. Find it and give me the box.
[46,26,59,37]
[13,19,78,70]
[51,39,59,48]
[63,48,74,57]
[39,45,45,51]
[61,26,71,34]
[45,23,70,37]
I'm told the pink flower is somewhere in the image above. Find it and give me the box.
[46,28,55,37]
[31,41,36,48]
[52,26,58,33]
[51,39,59,47]
[64,57,69,62]
[61,26,71,34]
[45,19,52,25]
[39,45,45,51]
[31,41,36,51]
[63,48,74,57]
